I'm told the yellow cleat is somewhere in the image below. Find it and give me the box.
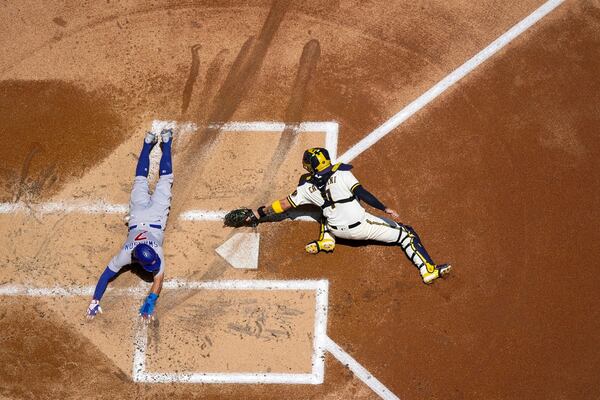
[305,239,335,254]
[421,264,452,284]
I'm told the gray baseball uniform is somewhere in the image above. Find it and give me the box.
[107,173,173,275]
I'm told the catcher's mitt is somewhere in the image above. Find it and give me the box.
[224,208,259,228]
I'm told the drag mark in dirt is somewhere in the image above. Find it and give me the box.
[13,146,40,203]
[180,44,202,116]
[33,214,68,262]
[256,38,321,204]
[227,304,303,342]
[10,145,58,206]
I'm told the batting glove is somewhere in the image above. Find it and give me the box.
[86,299,102,320]
[139,293,159,321]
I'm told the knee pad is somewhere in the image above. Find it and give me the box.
[306,221,335,254]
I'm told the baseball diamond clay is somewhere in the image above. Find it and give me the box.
[1,1,600,400]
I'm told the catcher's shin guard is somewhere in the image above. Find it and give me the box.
[397,225,436,269]
[305,221,335,254]
[397,225,451,283]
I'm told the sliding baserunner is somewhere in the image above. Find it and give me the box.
[225,147,451,284]
[86,128,174,320]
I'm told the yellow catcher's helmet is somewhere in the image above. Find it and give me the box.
[302,147,332,174]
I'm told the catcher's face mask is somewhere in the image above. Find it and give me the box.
[302,147,331,174]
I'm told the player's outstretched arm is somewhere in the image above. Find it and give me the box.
[86,267,117,320]
[254,197,293,220]
[352,185,401,220]
[139,272,163,322]
[224,198,293,227]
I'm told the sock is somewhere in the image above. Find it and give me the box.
[159,140,172,175]
[135,142,154,177]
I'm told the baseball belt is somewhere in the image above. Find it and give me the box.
[328,221,361,230]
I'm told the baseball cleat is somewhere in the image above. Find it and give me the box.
[421,263,452,284]
[160,128,173,143]
[144,131,159,144]
[305,239,335,254]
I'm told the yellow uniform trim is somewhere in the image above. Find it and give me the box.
[319,221,326,241]
[286,195,297,208]
[272,200,284,214]
[351,183,361,192]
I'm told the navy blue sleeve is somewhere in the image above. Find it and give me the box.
[353,185,386,211]
[93,267,118,301]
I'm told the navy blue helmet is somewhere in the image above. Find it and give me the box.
[133,244,161,273]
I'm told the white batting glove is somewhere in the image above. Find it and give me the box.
[86,299,102,320]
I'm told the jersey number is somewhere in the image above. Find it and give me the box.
[324,189,335,209]
[135,231,148,241]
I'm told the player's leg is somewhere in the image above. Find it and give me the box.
[343,213,451,284]
[149,129,174,229]
[305,219,336,254]
[396,224,451,284]
[130,132,158,209]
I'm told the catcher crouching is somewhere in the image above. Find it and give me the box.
[224,147,451,284]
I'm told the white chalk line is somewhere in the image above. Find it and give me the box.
[152,120,339,159]
[0,201,129,215]
[132,279,328,385]
[0,279,328,297]
[337,0,566,163]
[324,336,399,400]
[0,202,323,223]
[0,280,397,398]
[0,120,337,221]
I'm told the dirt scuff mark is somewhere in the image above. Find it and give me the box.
[0,80,124,202]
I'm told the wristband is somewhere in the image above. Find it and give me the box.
[271,200,284,214]
[146,292,159,304]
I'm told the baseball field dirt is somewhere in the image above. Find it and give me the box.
[1,1,599,399]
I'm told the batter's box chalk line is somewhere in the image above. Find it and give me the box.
[0,279,398,399]
[0,121,338,221]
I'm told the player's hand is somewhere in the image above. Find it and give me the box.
[140,311,155,322]
[139,293,158,323]
[385,208,401,220]
[86,300,102,320]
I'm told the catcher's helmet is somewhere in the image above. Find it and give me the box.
[302,148,331,174]
[133,243,161,273]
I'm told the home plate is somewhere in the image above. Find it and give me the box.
[215,232,260,269]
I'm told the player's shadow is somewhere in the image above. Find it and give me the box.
[111,263,155,283]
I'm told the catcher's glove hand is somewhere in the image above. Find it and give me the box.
[224,208,259,227]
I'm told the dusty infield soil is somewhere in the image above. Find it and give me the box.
[2,1,600,399]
